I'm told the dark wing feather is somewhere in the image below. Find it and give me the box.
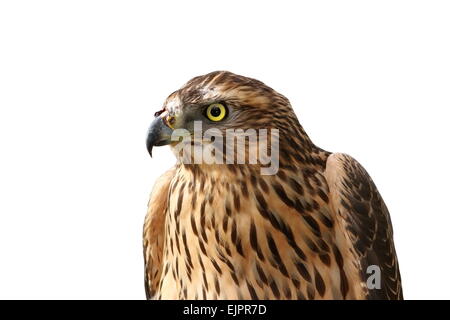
[325,153,403,300]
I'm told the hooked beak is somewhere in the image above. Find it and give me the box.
[146,114,174,157]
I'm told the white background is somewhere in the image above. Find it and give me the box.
[0,1,449,299]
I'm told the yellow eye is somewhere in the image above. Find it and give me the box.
[205,103,227,122]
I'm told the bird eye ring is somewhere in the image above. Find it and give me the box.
[205,103,227,122]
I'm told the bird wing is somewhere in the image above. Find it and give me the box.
[143,168,175,299]
[324,153,403,299]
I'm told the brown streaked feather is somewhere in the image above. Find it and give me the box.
[324,153,403,300]
[143,168,175,299]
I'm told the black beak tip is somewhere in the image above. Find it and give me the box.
[146,140,154,158]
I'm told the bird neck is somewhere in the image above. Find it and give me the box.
[177,123,329,181]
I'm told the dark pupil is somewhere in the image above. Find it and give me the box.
[210,106,222,117]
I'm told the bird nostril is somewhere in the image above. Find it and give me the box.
[154,109,164,117]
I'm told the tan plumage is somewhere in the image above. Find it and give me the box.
[143,71,402,300]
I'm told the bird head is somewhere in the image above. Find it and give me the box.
[146,71,314,172]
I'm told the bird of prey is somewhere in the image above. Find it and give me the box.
[143,71,402,300]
